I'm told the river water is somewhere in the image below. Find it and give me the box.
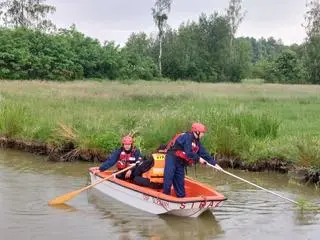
[1,149,319,240]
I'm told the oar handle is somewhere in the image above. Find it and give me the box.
[207,163,299,205]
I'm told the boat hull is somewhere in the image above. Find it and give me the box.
[89,170,226,218]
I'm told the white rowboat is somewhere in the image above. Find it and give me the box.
[89,167,227,218]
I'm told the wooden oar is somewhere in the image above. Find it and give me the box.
[207,163,299,205]
[48,164,135,205]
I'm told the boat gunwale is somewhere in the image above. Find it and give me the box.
[89,168,227,204]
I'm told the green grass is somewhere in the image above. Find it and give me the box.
[296,199,320,212]
[1,80,320,167]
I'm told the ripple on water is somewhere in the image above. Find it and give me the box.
[214,189,300,221]
[1,169,84,218]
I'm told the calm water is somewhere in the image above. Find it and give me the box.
[0,149,319,240]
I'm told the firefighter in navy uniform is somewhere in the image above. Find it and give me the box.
[162,123,223,198]
[92,135,162,188]
[94,135,142,180]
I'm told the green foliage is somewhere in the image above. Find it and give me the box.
[214,125,250,158]
[159,12,234,82]
[305,36,320,84]
[1,80,320,168]
[141,115,191,152]
[0,99,29,137]
[265,50,307,84]
[252,59,273,79]
[0,27,159,81]
[202,109,280,159]
[120,51,158,80]
[0,0,319,84]
[78,131,120,151]
[248,37,286,63]
[233,112,280,139]
[228,38,253,82]
[296,138,320,168]
[0,0,56,30]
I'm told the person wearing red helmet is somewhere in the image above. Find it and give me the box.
[93,135,143,180]
[93,135,160,188]
[162,122,223,198]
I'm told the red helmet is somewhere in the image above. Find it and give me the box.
[122,136,133,145]
[191,122,207,133]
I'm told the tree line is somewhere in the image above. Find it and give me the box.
[0,0,319,84]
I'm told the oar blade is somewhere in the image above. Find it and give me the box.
[48,165,134,206]
[48,189,82,205]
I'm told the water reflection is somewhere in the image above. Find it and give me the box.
[0,148,94,177]
[49,203,78,213]
[88,189,224,240]
[295,211,319,225]
[159,213,224,240]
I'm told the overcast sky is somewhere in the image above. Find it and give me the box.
[46,0,307,46]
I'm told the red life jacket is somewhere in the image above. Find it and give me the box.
[116,148,137,170]
[164,133,200,165]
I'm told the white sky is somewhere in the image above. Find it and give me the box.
[47,0,307,46]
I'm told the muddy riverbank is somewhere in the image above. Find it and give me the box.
[1,136,319,186]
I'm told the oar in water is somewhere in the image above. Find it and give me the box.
[48,164,135,205]
[206,163,299,205]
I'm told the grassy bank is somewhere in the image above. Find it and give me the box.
[0,80,320,170]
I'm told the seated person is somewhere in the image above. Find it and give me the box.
[92,135,162,189]
[137,153,165,189]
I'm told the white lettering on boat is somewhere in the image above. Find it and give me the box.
[152,197,169,209]
[142,194,150,201]
[142,194,170,209]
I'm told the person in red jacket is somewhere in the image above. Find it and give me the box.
[162,122,223,198]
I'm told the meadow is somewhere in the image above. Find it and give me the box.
[1,80,320,169]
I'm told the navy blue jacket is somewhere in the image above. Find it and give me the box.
[173,132,216,165]
[98,147,142,171]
